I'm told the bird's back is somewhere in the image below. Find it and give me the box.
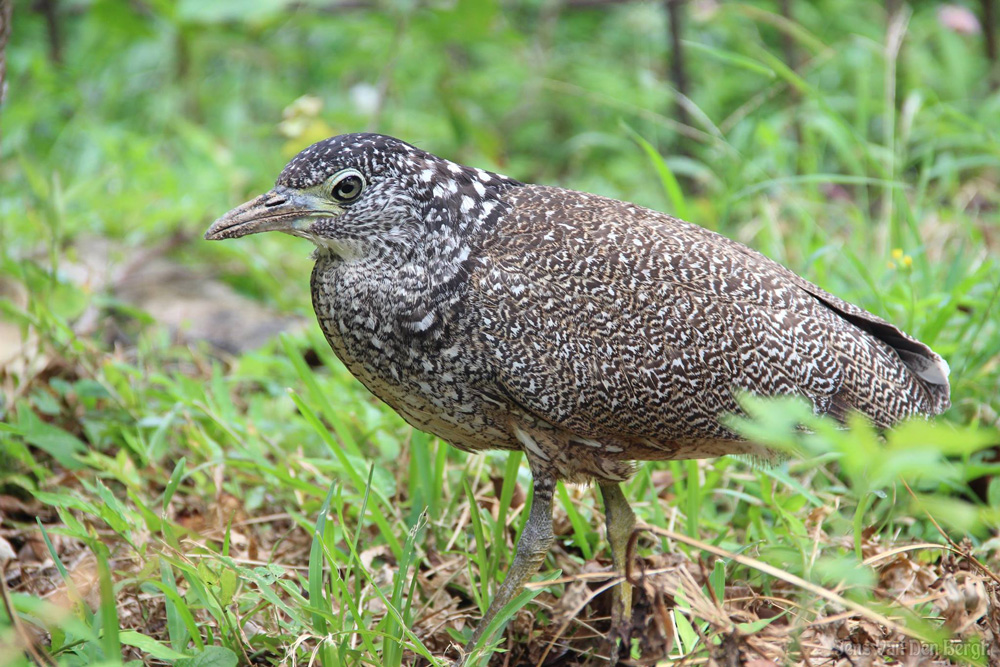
[468,185,949,454]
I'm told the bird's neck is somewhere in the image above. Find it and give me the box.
[312,166,521,337]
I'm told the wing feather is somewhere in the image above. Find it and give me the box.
[468,185,949,448]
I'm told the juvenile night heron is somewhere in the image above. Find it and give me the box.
[205,133,950,663]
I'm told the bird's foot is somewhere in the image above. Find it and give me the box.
[606,578,633,665]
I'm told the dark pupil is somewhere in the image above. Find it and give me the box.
[335,176,362,200]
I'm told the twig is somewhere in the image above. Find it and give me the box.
[534,578,620,667]
[641,524,934,644]
[779,0,803,147]
[0,0,10,115]
[983,0,999,89]
[899,479,1000,587]
[33,0,62,65]
[0,559,58,666]
[665,0,691,153]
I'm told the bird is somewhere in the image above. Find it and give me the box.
[205,132,950,664]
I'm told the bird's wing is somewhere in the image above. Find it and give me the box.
[468,185,948,445]
[711,231,951,412]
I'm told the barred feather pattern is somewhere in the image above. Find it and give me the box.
[294,134,949,484]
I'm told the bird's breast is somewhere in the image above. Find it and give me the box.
[309,255,517,452]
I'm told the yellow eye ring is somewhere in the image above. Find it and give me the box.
[328,169,365,203]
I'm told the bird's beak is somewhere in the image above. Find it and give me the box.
[204,187,339,241]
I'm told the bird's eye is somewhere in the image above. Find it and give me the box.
[328,170,365,203]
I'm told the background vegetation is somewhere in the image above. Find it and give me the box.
[1,0,998,665]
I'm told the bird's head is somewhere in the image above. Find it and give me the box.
[205,133,518,258]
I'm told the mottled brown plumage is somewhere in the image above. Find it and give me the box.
[206,133,950,664]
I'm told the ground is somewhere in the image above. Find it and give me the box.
[2,1,1000,665]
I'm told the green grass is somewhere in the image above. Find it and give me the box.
[2,1,999,665]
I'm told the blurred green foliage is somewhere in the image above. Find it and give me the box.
[1,1,999,665]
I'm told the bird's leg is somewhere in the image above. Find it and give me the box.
[457,473,555,666]
[600,482,637,663]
